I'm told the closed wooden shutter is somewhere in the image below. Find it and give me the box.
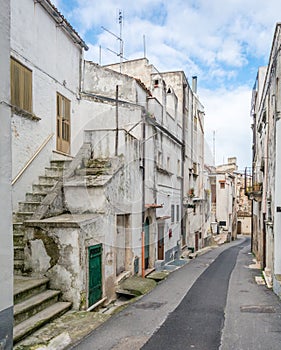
[11,58,32,113]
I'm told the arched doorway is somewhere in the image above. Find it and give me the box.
[144,218,150,269]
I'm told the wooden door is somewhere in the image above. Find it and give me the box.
[57,93,70,154]
[157,223,164,260]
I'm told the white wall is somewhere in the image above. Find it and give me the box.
[11,0,83,208]
[0,0,13,347]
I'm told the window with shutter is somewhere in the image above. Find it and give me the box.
[11,58,32,113]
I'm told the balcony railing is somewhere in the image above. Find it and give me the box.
[246,182,263,201]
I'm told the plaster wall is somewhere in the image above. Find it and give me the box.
[83,61,147,107]
[0,0,13,347]
[105,58,156,89]
[11,0,82,208]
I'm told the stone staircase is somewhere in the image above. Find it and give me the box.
[13,276,72,344]
[13,159,71,275]
[13,159,72,344]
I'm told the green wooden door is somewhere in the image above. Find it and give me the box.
[88,244,102,307]
[144,218,150,269]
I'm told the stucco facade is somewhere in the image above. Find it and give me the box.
[11,0,87,210]
[0,0,13,347]
[250,23,281,297]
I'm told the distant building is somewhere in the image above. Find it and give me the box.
[209,157,239,241]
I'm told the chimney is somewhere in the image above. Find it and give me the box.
[192,76,197,94]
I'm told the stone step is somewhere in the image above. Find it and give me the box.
[14,212,34,222]
[75,167,112,176]
[18,201,41,213]
[14,260,24,275]
[13,222,24,233]
[14,277,49,305]
[38,175,59,186]
[14,289,61,326]
[25,192,47,202]
[13,233,24,246]
[50,159,71,169]
[45,166,64,177]
[13,301,72,344]
[32,183,54,194]
[14,246,24,260]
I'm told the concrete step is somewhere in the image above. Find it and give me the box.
[13,233,24,246]
[18,201,41,213]
[14,260,24,275]
[25,192,47,202]
[45,166,65,177]
[50,159,71,169]
[32,183,54,194]
[14,246,24,260]
[14,277,49,305]
[14,290,61,325]
[38,175,59,186]
[13,301,72,344]
[14,212,34,222]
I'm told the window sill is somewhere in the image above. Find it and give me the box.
[11,106,41,121]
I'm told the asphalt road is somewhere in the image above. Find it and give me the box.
[72,237,281,350]
[141,239,248,350]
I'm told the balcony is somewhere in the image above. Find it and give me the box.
[246,183,263,201]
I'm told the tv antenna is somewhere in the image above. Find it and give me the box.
[101,9,125,72]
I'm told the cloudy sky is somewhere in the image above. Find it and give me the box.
[53,0,280,170]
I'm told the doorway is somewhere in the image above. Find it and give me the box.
[56,93,70,154]
[88,244,102,307]
[144,218,150,269]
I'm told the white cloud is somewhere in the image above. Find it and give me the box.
[56,0,281,171]
[201,85,252,170]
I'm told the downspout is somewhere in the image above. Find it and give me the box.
[181,83,187,246]
[141,108,146,277]
[115,85,119,156]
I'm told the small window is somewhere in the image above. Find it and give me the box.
[220,182,225,189]
[176,205,180,222]
[154,79,159,87]
[171,204,175,223]
[11,57,32,113]
[167,157,170,170]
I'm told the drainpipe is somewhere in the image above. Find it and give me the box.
[274,116,281,277]
[141,108,146,277]
[115,85,119,156]
[181,82,187,246]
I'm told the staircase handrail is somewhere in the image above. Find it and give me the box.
[12,133,54,186]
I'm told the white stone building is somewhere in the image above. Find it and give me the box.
[11,0,88,209]
[209,158,239,240]
[105,59,209,253]
[0,0,13,347]
[250,23,281,297]
[10,2,210,337]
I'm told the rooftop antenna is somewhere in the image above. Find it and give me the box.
[101,9,124,73]
[143,34,146,58]
[213,130,216,166]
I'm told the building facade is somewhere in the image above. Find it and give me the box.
[250,23,281,296]
[0,0,13,347]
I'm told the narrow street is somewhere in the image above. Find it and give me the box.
[71,237,281,350]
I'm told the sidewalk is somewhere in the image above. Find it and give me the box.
[13,238,236,350]
[220,243,281,349]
